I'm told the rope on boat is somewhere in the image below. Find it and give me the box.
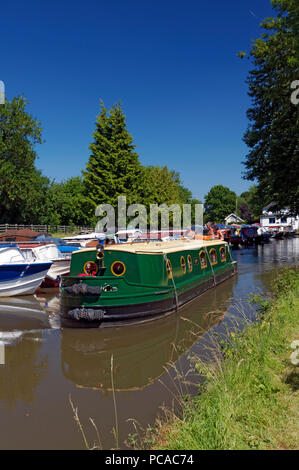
[164,254,179,311]
[226,243,237,274]
[204,245,216,287]
[227,243,233,263]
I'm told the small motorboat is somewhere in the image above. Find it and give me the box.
[34,234,81,256]
[0,246,52,297]
[19,243,71,286]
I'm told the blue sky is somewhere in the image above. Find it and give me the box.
[1,0,274,201]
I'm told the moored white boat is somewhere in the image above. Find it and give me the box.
[0,247,52,297]
[20,244,71,281]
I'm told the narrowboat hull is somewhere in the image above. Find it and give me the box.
[59,240,237,326]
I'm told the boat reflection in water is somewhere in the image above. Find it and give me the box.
[60,275,236,393]
[0,295,58,332]
[0,293,60,410]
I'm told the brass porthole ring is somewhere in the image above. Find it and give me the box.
[111,261,126,277]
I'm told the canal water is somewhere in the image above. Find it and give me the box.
[0,238,298,449]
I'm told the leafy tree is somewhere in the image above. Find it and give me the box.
[240,185,265,221]
[239,202,253,223]
[138,166,201,226]
[0,96,46,223]
[83,102,142,221]
[140,166,182,206]
[204,185,237,223]
[41,177,88,226]
[242,0,299,213]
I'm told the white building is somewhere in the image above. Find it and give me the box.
[225,213,245,225]
[260,202,299,232]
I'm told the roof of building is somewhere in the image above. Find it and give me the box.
[225,213,245,222]
[0,228,48,240]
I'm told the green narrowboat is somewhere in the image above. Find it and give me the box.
[59,239,237,326]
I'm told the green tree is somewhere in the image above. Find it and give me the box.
[0,96,46,223]
[140,166,182,206]
[243,0,299,213]
[83,102,142,220]
[138,166,201,226]
[204,185,237,223]
[41,177,88,226]
[240,185,265,221]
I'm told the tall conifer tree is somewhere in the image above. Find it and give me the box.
[83,102,142,218]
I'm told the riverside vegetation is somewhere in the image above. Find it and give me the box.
[132,267,299,450]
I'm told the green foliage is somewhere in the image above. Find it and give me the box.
[0,97,200,228]
[272,265,299,298]
[204,185,237,223]
[41,177,88,226]
[139,166,182,206]
[243,0,299,213]
[149,268,299,450]
[83,101,200,227]
[240,185,265,220]
[83,102,142,220]
[0,96,47,223]
[138,166,201,226]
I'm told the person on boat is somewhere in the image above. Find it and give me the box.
[212,224,224,240]
[206,222,214,237]
[184,226,195,239]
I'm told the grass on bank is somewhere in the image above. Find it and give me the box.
[50,232,78,238]
[141,267,299,450]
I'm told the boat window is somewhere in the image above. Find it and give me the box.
[181,256,186,274]
[199,250,207,268]
[220,247,226,262]
[187,254,192,272]
[83,261,99,276]
[209,248,218,265]
[166,259,172,279]
[111,261,126,277]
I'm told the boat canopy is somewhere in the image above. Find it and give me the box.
[0,246,26,264]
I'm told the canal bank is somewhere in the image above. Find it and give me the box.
[143,267,299,450]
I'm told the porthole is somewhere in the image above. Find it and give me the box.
[220,247,226,262]
[181,256,186,274]
[199,250,207,269]
[83,261,98,276]
[209,248,218,265]
[187,254,192,272]
[96,250,104,260]
[111,261,126,277]
[166,259,172,279]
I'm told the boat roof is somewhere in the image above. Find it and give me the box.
[63,232,104,240]
[72,239,227,256]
